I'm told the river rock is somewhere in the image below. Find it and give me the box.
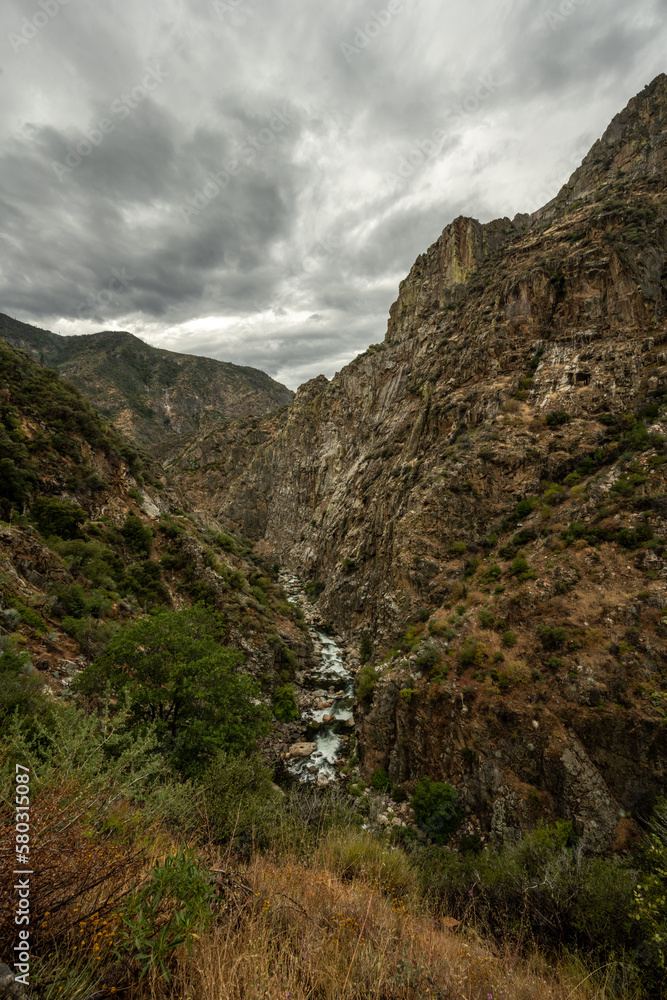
[317,773,329,787]
[322,713,335,723]
[288,741,317,758]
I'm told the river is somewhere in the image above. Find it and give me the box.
[281,575,355,785]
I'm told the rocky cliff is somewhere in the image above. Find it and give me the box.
[173,73,667,850]
[0,317,293,458]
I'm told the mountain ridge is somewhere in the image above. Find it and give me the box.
[0,313,294,458]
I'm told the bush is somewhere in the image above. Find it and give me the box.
[502,630,517,648]
[450,541,467,556]
[370,767,392,792]
[538,624,568,650]
[545,411,571,426]
[273,683,299,722]
[359,630,373,665]
[31,497,86,539]
[410,777,460,845]
[458,639,486,670]
[478,608,495,628]
[115,849,216,982]
[202,751,282,853]
[357,663,379,701]
[121,513,153,556]
[415,644,441,671]
[305,581,325,601]
[631,797,667,979]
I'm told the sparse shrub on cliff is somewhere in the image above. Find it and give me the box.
[458,639,486,671]
[449,540,467,556]
[357,663,379,701]
[545,411,571,426]
[305,580,325,601]
[478,607,495,628]
[410,776,460,844]
[273,682,299,722]
[427,619,448,636]
[509,552,537,581]
[538,624,568,650]
[415,643,441,671]
[359,630,373,664]
[502,629,517,648]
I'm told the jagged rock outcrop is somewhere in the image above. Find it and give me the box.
[171,74,667,850]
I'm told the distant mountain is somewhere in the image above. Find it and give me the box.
[0,315,293,458]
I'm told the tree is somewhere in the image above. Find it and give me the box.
[74,604,271,776]
[31,497,86,539]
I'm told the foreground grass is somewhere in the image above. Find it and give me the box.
[138,839,636,1000]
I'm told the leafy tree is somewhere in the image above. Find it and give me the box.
[31,497,86,539]
[411,776,460,844]
[74,604,271,777]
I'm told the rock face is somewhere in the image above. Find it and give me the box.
[173,74,667,849]
[0,319,293,457]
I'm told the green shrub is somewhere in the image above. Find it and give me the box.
[370,767,392,792]
[415,644,441,671]
[478,608,495,628]
[305,581,325,601]
[32,497,86,539]
[538,624,568,650]
[545,411,571,426]
[410,777,460,844]
[121,513,153,556]
[115,848,216,982]
[631,797,667,977]
[202,750,282,853]
[357,663,379,701]
[502,630,517,648]
[450,541,467,556]
[458,639,486,670]
[428,619,448,636]
[509,554,537,580]
[545,655,564,671]
[359,630,373,665]
[273,683,299,722]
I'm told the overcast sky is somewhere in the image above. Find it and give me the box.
[0,0,665,390]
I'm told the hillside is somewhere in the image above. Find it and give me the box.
[0,337,313,733]
[0,316,293,457]
[171,73,667,854]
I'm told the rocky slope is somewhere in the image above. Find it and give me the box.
[0,316,293,458]
[0,339,311,726]
[171,73,667,851]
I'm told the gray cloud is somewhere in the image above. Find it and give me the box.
[0,0,665,389]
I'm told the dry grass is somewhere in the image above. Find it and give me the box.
[144,838,634,1000]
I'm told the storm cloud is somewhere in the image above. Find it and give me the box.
[0,0,665,388]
